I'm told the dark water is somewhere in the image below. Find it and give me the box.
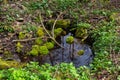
[41,33,94,67]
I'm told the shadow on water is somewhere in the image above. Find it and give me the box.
[41,33,94,67]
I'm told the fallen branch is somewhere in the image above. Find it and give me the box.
[39,12,64,48]
[52,12,63,38]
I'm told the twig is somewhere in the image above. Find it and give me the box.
[12,38,37,42]
[39,12,64,48]
[52,12,63,38]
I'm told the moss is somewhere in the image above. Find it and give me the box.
[36,27,44,37]
[29,45,39,56]
[47,19,70,29]
[54,28,63,37]
[35,38,43,45]
[44,42,54,49]
[29,48,39,56]
[18,32,26,39]
[75,28,88,41]
[77,50,84,56]
[16,42,23,53]
[66,36,74,44]
[39,46,49,55]
[0,59,26,69]
[75,22,91,41]
[110,12,120,23]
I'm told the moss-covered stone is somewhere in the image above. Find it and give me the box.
[66,36,74,44]
[47,19,70,29]
[77,50,84,56]
[0,59,26,69]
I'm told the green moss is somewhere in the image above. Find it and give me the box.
[110,12,120,23]
[47,19,70,29]
[66,36,74,44]
[29,45,40,56]
[16,42,23,53]
[39,46,49,55]
[0,59,26,69]
[75,28,88,41]
[77,50,84,55]
[44,42,54,49]
[36,27,44,37]
[75,22,90,41]
[35,38,43,45]
[29,48,39,56]
[18,32,26,39]
[54,28,63,37]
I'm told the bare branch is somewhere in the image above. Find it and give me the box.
[52,12,63,38]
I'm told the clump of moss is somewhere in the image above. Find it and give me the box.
[47,19,70,29]
[36,27,44,37]
[29,45,39,56]
[77,50,84,55]
[39,46,49,55]
[75,22,91,41]
[54,28,63,37]
[16,42,23,53]
[66,36,74,44]
[44,42,54,49]
[18,32,26,39]
[35,38,43,45]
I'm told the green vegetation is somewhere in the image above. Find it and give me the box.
[44,42,54,50]
[77,50,84,55]
[16,42,23,53]
[0,0,120,80]
[0,62,91,80]
[66,36,74,44]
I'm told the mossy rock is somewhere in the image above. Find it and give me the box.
[77,50,84,56]
[0,59,26,69]
[47,19,70,29]
[66,36,74,44]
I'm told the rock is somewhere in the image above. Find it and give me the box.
[0,59,26,69]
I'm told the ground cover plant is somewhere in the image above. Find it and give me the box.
[0,0,120,80]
